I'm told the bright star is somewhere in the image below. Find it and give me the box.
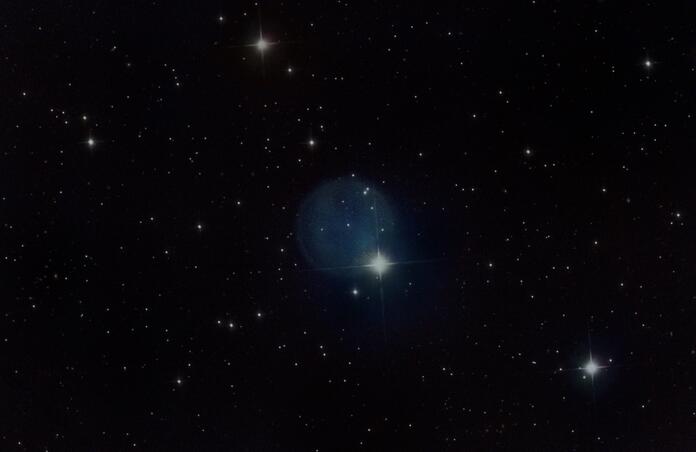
[644,59,652,68]
[584,360,598,375]
[370,252,390,275]
[87,138,95,148]
[256,38,269,51]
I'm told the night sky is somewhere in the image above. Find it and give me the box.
[3,1,696,450]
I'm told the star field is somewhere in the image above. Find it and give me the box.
[2,1,696,451]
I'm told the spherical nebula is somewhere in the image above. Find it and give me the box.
[296,177,398,272]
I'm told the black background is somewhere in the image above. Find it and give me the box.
[2,1,696,450]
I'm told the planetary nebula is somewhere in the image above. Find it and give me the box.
[296,177,398,272]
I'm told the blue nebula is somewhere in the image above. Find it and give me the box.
[296,177,398,272]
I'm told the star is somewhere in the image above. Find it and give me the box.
[370,252,390,275]
[644,59,652,68]
[87,137,96,148]
[256,38,269,52]
[352,288,359,296]
[584,360,598,375]
[308,138,316,147]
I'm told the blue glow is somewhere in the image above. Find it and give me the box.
[297,178,397,272]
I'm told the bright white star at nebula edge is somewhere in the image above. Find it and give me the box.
[256,38,269,51]
[584,360,599,375]
[370,252,390,275]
